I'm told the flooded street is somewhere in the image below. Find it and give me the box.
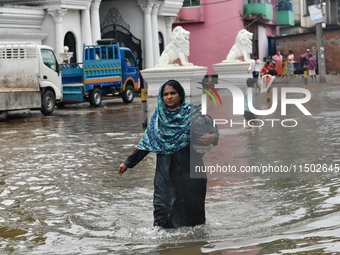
[1,78,340,255]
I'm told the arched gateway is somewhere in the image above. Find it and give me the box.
[101,24,142,72]
[100,8,142,71]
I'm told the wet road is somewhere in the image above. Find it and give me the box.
[0,77,340,255]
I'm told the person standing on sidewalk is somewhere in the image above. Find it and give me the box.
[300,49,310,74]
[272,51,283,76]
[308,53,317,80]
[117,79,219,229]
[301,49,311,61]
[287,50,295,77]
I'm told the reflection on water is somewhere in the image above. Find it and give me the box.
[0,82,339,254]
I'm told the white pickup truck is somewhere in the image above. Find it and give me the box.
[0,42,62,121]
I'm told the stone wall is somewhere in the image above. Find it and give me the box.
[275,27,340,74]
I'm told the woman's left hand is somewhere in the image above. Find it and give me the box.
[199,134,216,145]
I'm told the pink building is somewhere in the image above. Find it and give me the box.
[173,0,292,76]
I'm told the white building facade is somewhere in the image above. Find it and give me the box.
[0,0,184,69]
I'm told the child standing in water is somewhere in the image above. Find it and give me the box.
[248,54,261,91]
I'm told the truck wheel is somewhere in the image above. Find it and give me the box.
[0,111,8,121]
[122,85,134,103]
[90,88,102,107]
[41,90,55,115]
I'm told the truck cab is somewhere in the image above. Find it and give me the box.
[0,42,62,121]
[120,47,139,102]
[38,45,63,103]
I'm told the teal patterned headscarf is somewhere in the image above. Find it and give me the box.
[137,80,192,154]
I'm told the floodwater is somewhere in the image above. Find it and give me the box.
[0,78,340,255]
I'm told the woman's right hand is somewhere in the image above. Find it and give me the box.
[118,163,128,176]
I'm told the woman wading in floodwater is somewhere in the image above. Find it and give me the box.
[117,80,219,228]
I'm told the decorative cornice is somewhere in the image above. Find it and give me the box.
[48,8,67,23]
[152,1,162,15]
[0,31,48,39]
[91,0,102,11]
[0,4,46,28]
[165,16,176,27]
[1,0,87,4]
[158,0,184,16]
[0,0,57,5]
[137,0,156,15]
[0,4,43,10]
[0,18,44,26]
[0,0,93,10]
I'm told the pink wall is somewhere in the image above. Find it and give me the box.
[173,0,244,75]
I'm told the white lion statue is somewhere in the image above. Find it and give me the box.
[225,29,253,62]
[156,26,193,67]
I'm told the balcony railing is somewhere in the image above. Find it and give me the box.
[174,5,204,23]
[244,3,273,20]
[276,10,294,26]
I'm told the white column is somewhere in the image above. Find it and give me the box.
[151,1,161,64]
[91,0,102,44]
[81,4,93,45]
[138,0,155,69]
[165,16,176,45]
[48,9,67,57]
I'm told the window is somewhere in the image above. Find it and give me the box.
[305,0,314,15]
[124,51,137,67]
[1,47,36,59]
[64,32,77,63]
[183,0,200,7]
[41,49,58,72]
[276,0,292,11]
[248,0,270,3]
[338,0,340,24]
[159,32,164,55]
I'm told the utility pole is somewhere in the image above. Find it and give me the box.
[314,0,327,83]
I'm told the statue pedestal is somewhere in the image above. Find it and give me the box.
[213,61,252,88]
[140,65,208,97]
[59,52,73,63]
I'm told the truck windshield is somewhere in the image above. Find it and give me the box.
[41,49,58,72]
[124,51,137,67]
